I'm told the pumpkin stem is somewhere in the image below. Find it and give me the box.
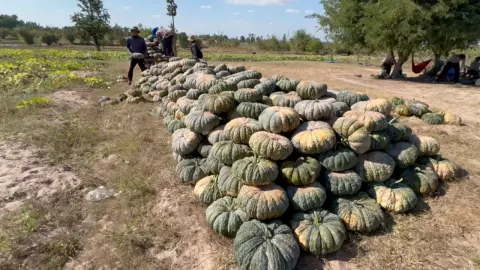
[389,117,398,124]
[395,178,404,184]
[312,210,321,225]
[340,137,349,147]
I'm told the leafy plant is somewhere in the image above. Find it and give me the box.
[16,97,51,109]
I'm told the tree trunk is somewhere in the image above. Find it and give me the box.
[93,36,101,51]
[391,52,409,78]
[171,17,177,57]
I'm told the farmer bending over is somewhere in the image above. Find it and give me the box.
[189,35,203,60]
[126,26,147,85]
[436,53,466,83]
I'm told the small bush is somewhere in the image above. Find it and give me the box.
[17,29,35,45]
[41,33,59,46]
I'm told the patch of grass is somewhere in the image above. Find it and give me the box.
[20,204,41,234]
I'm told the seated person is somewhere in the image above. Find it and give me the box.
[436,53,466,83]
[466,56,480,79]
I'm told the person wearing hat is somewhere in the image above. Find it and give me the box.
[126,26,148,85]
[188,35,203,60]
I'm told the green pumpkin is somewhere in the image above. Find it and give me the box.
[408,135,440,156]
[333,117,371,154]
[167,118,186,133]
[213,63,228,73]
[392,97,404,105]
[258,106,301,134]
[291,121,337,155]
[235,102,269,120]
[395,104,411,116]
[343,111,388,132]
[317,147,357,172]
[234,220,300,270]
[409,103,429,116]
[202,94,236,114]
[296,81,328,99]
[286,182,327,211]
[175,158,208,184]
[167,90,187,102]
[196,74,220,92]
[194,175,223,205]
[238,184,289,220]
[272,74,289,81]
[197,142,212,158]
[367,178,418,213]
[254,79,277,95]
[369,130,391,150]
[294,100,333,121]
[280,157,322,186]
[172,152,197,163]
[355,151,395,182]
[167,85,184,93]
[232,156,279,186]
[331,192,384,233]
[249,131,293,161]
[184,111,220,133]
[272,91,302,108]
[276,79,299,92]
[207,124,228,145]
[177,97,197,114]
[321,170,362,196]
[206,196,249,237]
[387,122,412,142]
[209,141,253,165]
[228,65,246,74]
[216,70,231,78]
[261,95,273,106]
[208,81,238,94]
[204,156,225,174]
[172,128,203,155]
[400,165,439,195]
[186,89,201,100]
[234,88,263,103]
[386,142,419,168]
[332,101,349,117]
[336,90,370,106]
[218,166,243,197]
[290,209,346,256]
[223,117,263,144]
[421,113,444,125]
[237,79,261,89]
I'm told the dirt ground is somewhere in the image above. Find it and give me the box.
[1,61,479,270]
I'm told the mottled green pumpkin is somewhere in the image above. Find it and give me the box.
[167,90,187,102]
[331,192,384,233]
[167,118,186,133]
[286,182,327,211]
[272,74,289,81]
[184,111,220,133]
[232,156,279,186]
[202,94,236,114]
[332,101,349,117]
[336,90,370,106]
[409,103,429,116]
[290,209,346,256]
[280,157,321,186]
[196,74,220,92]
[208,81,238,94]
[369,130,391,150]
[238,79,261,89]
[395,104,411,116]
[343,111,388,132]
[237,184,289,220]
[421,113,444,125]
[206,196,249,237]
[291,121,337,155]
[228,65,246,74]
[355,151,395,182]
[204,157,225,174]
[276,79,299,92]
[333,117,371,154]
[294,100,333,121]
[296,81,328,100]
[234,220,300,270]
[272,91,303,108]
[197,142,212,158]
[417,157,457,181]
[400,165,439,195]
[392,97,404,105]
[235,102,269,120]
[367,178,418,213]
[321,170,362,196]
[194,175,223,205]
[254,79,277,95]
[258,106,301,134]
[224,117,263,144]
[249,131,293,161]
[387,122,412,142]
[218,166,243,197]
[317,147,357,172]
[209,141,253,165]
[261,95,273,106]
[172,128,203,155]
[177,97,197,114]
[207,124,228,145]
[186,89,201,100]
[234,88,263,103]
[408,135,440,156]
[386,142,419,168]
[175,158,208,184]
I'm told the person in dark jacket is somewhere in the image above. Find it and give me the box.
[162,32,174,56]
[126,26,148,85]
[188,35,203,60]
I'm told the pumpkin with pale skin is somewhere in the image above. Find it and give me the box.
[291,121,337,155]
[237,183,289,220]
[296,81,328,99]
[232,156,279,186]
[249,131,294,161]
[294,100,333,121]
[367,178,418,213]
[224,118,263,144]
[184,111,220,133]
[258,106,301,134]
[408,135,440,156]
[194,175,223,205]
[172,128,203,155]
[333,117,371,154]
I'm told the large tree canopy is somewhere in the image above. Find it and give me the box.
[71,0,110,51]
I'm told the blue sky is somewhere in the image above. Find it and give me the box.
[1,0,325,39]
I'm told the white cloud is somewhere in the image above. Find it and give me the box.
[201,5,212,9]
[248,9,255,13]
[233,12,240,16]
[225,0,290,5]
[285,9,300,13]
[123,6,131,10]
[152,14,161,18]
[304,9,314,14]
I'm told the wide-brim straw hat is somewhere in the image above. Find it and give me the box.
[188,35,196,41]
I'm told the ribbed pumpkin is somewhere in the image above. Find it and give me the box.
[172,152,197,163]
[204,157,225,175]
[296,81,328,99]
[392,97,404,105]
[238,184,289,220]
[336,90,370,106]
[197,142,212,158]
[206,196,249,237]
[386,142,419,168]
[409,103,429,116]
[418,157,457,181]
[421,113,444,125]
[280,157,321,186]
[254,79,277,95]
[175,158,208,184]
[317,147,357,172]
[208,81,238,94]
[350,101,368,111]
[167,118,186,133]
[172,128,203,155]
[369,130,391,150]
[186,89,201,100]
[184,111,220,133]
[286,182,327,211]
[272,91,303,108]
[321,170,362,196]
[332,101,350,117]
[238,79,261,89]
[167,90,187,102]
[209,141,253,165]
[290,209,346,256]
[343,111,388,132]
[291,121,336,155]
[202,94,236,114]
[408,135,440,156]
[294,100,333,121]
[333,117,371,154]
[218,166,243,197]
[234,220,300,270]
[395,104,411,116]
[272,74,289,81]
[258,106,301,134]
[367,178,418,213]
[400,165,439,195]
[177,97,197,114]
[235,102,269,120]
[194,175,223,205]
[443,112,462,126]
[331,192,384,233]
[355,151,395,182]
[232,156,279,186]
[196,74,219,92]
[249,131,293,161]
[364,98,392,115]
[276,79,299,92]
[207,124,228,145]
[234,88,263,103]
[387,122,412,142]
[224,118,263,144]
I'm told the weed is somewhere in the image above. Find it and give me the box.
[20,205,40,234]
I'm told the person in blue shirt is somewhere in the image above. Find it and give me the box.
[126,27,148,85]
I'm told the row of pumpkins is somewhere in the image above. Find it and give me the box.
[131,58,458,270]
[390,97,462,126]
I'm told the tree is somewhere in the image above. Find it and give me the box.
[41,33,59,45]
[290,29,314,52]
[166,0,178,55]
[71,0,110,51]
[306,38,323,53]
[177,32,188,48]
[240,35,246,43]
[0,28,13,39]
[16,29,35,45]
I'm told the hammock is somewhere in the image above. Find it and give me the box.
[412,54,433,74]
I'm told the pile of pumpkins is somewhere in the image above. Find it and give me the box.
[135,58,458,269]
[390,97,462,126]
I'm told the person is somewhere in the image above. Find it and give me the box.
[436,53,466,83]
[188,35,203,60]
[466,56,480,79]
[126,26,148,85]
[162,30,174,56]
[380,52,396,77]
